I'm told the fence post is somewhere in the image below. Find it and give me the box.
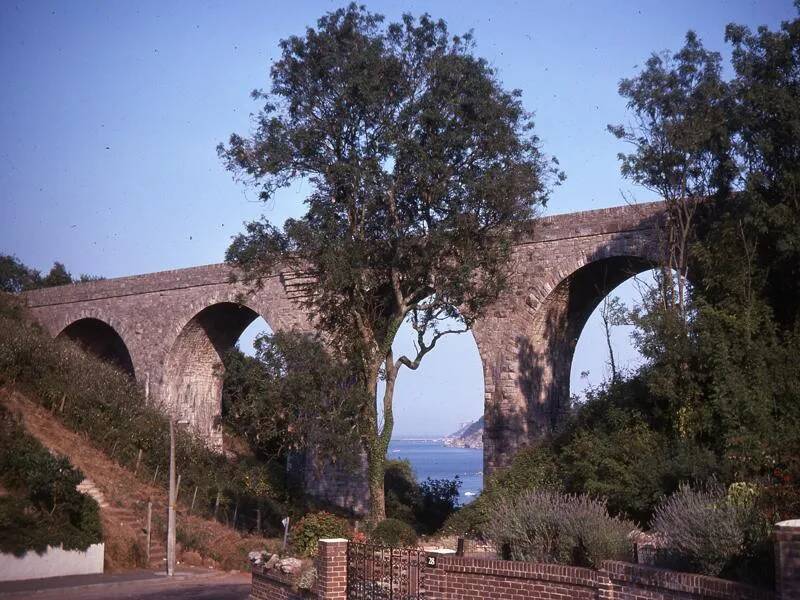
[145,499,152,565]
[317,538,348,600]
[775,519,800,600]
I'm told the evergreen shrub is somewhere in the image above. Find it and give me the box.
[370,518,418,547]
[0,404,102,555]
[291,511,351,557]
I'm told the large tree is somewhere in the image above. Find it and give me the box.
[219,4,561,519]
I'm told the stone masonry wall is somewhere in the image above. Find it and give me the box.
[21,201,669,510]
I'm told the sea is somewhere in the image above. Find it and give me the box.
[388,439,483,505]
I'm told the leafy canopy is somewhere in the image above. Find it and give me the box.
[220,4,561,365]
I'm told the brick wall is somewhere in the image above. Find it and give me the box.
[600,560,773,600]
[315,539,348,600]
[249,537,789,600]
[249,539,348,600]
[425,555,774,600]
[249,567,309,600]
[775,520,800,600]
[426,556,597,599]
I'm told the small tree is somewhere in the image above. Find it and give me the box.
[0,254,40,293]
[219,5,561,520]
[608,31,732,322]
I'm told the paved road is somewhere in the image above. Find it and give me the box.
[0,570,251,600]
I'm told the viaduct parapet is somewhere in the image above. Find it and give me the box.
[22,201,666,511]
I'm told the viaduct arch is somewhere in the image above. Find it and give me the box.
[22,201,666,509]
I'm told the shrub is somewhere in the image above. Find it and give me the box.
[384,459,420,527]
[370,518,418,548]
[441,444,561,537]
[0,404,101,555]
[439,500,485,537]
[416,477,460,534]
[484,490,636,568]
[650,480,771,582]
[291,511,351,557]
[384,459,461,535]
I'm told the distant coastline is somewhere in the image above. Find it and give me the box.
[443,416,484,449]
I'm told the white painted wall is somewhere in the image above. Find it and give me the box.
[0,543,104,581]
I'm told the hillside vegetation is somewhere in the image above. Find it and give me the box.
[0,402,101,556]
[0,292,285,569]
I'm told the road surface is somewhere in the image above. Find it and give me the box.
[0,569,251,600]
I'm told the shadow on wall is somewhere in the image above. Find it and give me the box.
[490,214,664,470]
[161,302,264,448]
[58,318,136,377]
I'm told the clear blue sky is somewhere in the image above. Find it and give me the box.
[1,1,795,436]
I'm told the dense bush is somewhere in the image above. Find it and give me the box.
[370,518,418,548]
[383,459,460,534]
[650,481,772,584]
[0,293,287,532]
[416,477,461,535]
[0,404,101,555]
[441,443,561,537]
[384,459,419,526]
[484,490,636,568]
[291,511,351,557]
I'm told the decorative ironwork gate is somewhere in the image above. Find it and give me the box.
[346,543,426,599]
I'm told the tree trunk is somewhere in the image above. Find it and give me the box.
[362,351,398,524]
[366,440,386,522]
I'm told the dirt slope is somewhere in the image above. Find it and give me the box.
[1,388,277,572]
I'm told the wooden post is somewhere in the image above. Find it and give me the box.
[134,449,143,475]
[145,500,152,565]
[190,486,198,513]
[152,464,160,485]
[167,419,177,576]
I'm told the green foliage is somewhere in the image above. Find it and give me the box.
[219,3,561,518]
[291,511,351,557]
[0,403,101,555]
[484,490,636,568]
[441,443,561,537]
[416,477,460,535]
[382,459,460,534]
[557,383,719,525]
[384,459,419,525]
[370,518,418,548]
[0,255,102,292]
[0,293,287,533]
[650,481,772,585]
[222,334,362,461]
[40,262,73,288]
[0,255,41,293]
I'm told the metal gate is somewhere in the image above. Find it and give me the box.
[346,543,426,599]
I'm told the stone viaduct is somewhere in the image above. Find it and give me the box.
[21,201,666,510]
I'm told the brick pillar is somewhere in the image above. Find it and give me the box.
[775,519,800,600]
[316,538,348,600]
